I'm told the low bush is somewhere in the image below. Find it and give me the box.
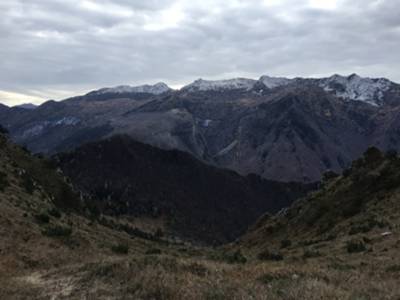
[35,212,50,224]
[42,225,72,237]
[47,207,62,218]
[21,173,35,194]
[225,250,247,264]
[280,239,292,249]
[303,249,321,259]
[145,248,162,255]
[183,262,208,277]
[0,171,9,192]
[346,239,366,253]
[111,243,129,254]
[386,265,400,273]
[257,249,283,261]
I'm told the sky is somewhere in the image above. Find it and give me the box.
[0,0,399,105]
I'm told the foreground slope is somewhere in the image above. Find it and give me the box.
[55,135,311,244]
[239,147,400,259]
[2,132,400,299]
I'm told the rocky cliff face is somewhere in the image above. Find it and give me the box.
[1,74,400,182]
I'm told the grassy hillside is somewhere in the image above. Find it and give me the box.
[1,130,400,299]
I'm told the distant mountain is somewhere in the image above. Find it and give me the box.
[182,78,256,92]
[89,82,172,96]
[13,103,38,110]
[0,103,9,113]
[2,74,400,182]
[55,135,312,244]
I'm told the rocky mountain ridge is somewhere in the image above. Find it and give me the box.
[1,73,399,182]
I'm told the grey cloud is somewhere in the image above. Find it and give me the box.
[0,0,399,105]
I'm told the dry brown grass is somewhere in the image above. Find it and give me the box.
[1,140,400,299]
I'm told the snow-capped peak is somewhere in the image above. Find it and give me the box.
[94,82,171,95]
[318,74,392,106]
[259,75,293,89]
[182,78,257,92]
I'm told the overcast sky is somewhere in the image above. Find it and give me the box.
[0,0,399,105]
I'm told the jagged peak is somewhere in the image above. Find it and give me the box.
[258,75,293,89]
[182,78,257,92]
[92,82,172,95]
[318,74,393,106]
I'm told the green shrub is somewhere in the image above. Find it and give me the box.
[225,250,247,264]
[386,265,400,273]
[111,243,129,254]
[21,173,35,194]
[42,225,72,237]
[145,248,162,255]
[183,262,208,277]
[342,168,352,177]
[385,149,398,160]
[35,212,50,224]
[303,249,321,259]
[322,170,339,182]
[346,239,366,253]
[280,239,292,249]
[0,171,9,192]
[257,249,283,261]
[47,207,61,218]
[363,147,383,164]
[349,217,386,235]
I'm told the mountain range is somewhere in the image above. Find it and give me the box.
[1,73,400,182]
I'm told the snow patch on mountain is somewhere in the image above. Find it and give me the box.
[22,117,80,138]
[182,78,256,92]
[95,82,171,95]
[259,75,293,89]
[318,74,392,106]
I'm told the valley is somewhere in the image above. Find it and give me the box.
[0,125,399,299]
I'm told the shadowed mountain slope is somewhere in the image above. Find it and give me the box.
[55,135,313,244]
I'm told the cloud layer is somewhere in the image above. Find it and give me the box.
[0,0,399,105]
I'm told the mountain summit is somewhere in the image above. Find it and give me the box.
[1,73,399,182]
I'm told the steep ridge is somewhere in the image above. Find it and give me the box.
[55,135,312,244]
[238,147,400,257]
[2,74,400,182]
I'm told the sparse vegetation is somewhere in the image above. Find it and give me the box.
[0,171,8,192]
[145,248,162,255]
[111,243,129,254]
[21,173,35,194]
[34,212,50,224]
[1,116,400,299]
[222,250,247,264]
[47,207,62,219]
[386,265,400,273]
[280,239,292,248]
[346,239,367,253]
[42,224,72,237]
[303,249,321,259]
[257,249,283,261]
